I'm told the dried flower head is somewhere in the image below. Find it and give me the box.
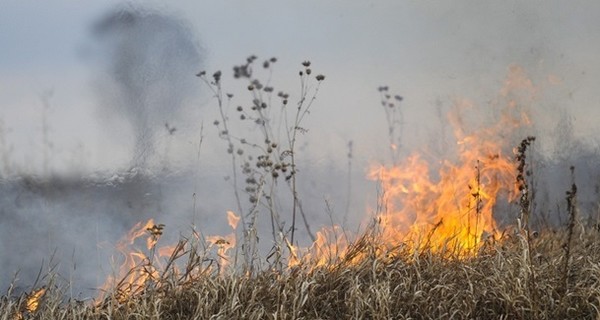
[234,64,252,78]
[213,70,222,82]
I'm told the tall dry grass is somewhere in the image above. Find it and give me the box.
[2,227,600,319]
[2,58,600,319]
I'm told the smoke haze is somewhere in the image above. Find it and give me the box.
[0,1,599,297]
[91,6,202,168]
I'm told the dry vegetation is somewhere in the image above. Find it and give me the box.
[2,58,600,319]
[2,227,600,319]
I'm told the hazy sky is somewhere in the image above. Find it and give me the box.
[2,0,600,295]
[1,1,599,174]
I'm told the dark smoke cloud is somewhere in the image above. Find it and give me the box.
[91,5,202,168]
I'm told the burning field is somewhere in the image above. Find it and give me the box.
[2,58,600,319]
[2,5,600,319]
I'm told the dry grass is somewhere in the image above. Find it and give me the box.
[3,58,598,319]
[2,227,600,319]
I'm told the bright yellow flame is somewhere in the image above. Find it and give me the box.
[25,287,46,313]
[364,65,535,257]
[289,65,537,265]
[368,153,516,256]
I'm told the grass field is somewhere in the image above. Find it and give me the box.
[2,225,600,319]
[2,59,599,319]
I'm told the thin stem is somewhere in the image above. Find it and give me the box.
[288,77,321,244]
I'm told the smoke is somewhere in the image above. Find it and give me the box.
[0,5,206,297]
[91,5,202,168]
[1,1,599,300]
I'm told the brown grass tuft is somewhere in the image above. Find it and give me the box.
[3,227,600,319]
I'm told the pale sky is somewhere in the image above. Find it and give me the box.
[1,1,599,175]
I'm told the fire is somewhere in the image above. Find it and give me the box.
[13,287,47,320]
[367,65,535,257]
[287,226,351,268]
[206,210,240,275]
[98,219,171,303]
[368,153,515,256]
[94,65,538,304]
[97,211,241,303]
[25,287,46,313]
[285,66,535,265]
[226,210,240,230]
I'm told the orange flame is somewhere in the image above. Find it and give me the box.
[97,65,538,296]
[227,210,240,230]
[25,287,46,313]
[288,226,352,268]
[206,210,240,275]
[98,211,242,301]
[366,65,535,257]
[285,66,535,265]
[14,287,47,320]
[368,153,515,256]
[98,219,172,303]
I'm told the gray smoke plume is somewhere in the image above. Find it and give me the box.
[0,5,207,298]
[91,5,202,168]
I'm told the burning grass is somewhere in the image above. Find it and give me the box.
[2,59,599,319]
[2,227,600,319]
